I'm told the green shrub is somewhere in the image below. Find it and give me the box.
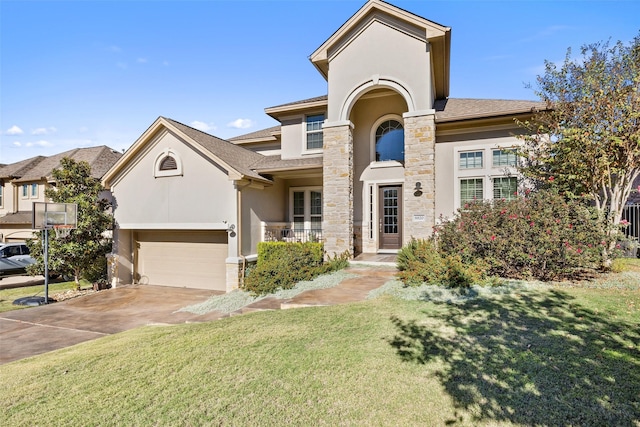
[435,189,611,281]
[243,242,346,295]
[397,238,487,288]
[397,238,444,286]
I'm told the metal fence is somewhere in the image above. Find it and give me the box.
[622,204,639,257]
[263,227,323,244]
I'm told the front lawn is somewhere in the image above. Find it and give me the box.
[1,273,638,426]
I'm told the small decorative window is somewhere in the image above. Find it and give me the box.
[375,120,404,162]
[306,114,324,150]
[154,149,183,178]
[159,156,177,171]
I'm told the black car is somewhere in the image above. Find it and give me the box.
[0,243,36,279]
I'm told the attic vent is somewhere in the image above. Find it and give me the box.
[154,149,183,178]
[159,156,177,171]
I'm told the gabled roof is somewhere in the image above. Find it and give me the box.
[102,117,270,188]
[0,147,121,183]
[309,0,451,98]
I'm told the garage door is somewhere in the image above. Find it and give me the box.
[136,230,228,291]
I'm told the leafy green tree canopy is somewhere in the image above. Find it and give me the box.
[27,158,112,288]
[518,33,640,229]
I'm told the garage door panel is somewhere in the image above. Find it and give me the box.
[136,231,227,291]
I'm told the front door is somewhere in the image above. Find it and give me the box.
[379,186,402,250]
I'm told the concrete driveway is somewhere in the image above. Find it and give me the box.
[0,285,226,365]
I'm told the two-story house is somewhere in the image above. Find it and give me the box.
[0,146,122,242]
[102,0,544,292]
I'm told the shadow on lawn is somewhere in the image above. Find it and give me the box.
[389,289,640,426]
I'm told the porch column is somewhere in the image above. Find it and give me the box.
[403,110,436,243]
[322,120,354,258]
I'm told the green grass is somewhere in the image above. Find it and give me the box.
[1,272,639,426]
[0,280,85,313]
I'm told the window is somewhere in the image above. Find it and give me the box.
[290,188,322,230]
[0,185,3,207]
[31,183,38,198]
[459,151,483,169]
[375,120,404,162]
[460,178,483,204]
[159,156,177,171]
[493,177,518,200]
[22,184,28,198]
[306,114,324,150]
[492,149,517,168]
[154,149,183,177]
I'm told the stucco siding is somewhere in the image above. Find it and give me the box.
[111,131,236,228]
[240,179,286,256]
[327,20,432,121]
[435,129,524,220]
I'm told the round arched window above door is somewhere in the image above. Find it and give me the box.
[375,120,404,162]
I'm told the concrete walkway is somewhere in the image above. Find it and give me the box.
[0,265,397,365]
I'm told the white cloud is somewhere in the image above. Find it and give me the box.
[190,121,217,132]
[12,141,22,147]
[109,45,122,53]
[6,125,24,135]
[31,126,57,135]
[22,140,53,148]
[227,118,254,129]
[137,57,148,64]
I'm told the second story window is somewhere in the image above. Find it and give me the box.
[459,151,483,169]
[306,114,324,150]
[22,184,28,199]
[31,183,38,198]
[492,149,517,168]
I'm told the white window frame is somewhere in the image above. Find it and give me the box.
[492,176,518,201]
[0,184,3,208]
[492,148,518,168]
[453,144,522,209]
[153,148,183,178]
[289,187,322,231]
[30,183,38,198]
[459,150,483,169]
[303,113,325,154]
[370,114,404,164]
[21,184,28,199]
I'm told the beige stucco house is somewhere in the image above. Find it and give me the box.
[102,0,543,292]
[0,146,122,242]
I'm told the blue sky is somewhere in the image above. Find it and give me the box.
[1,0,639,164]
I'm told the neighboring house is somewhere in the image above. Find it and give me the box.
[0,146,122,242]
[102,0,545,292]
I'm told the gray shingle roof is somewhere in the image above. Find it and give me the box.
[251,155,323,172]
[0,211,32,225]
[228,125,281,142]
[266,95,328,111]
[11,146,122,183]
[163,118,269,182]
[434,98,546,122]
[0,156,45,179]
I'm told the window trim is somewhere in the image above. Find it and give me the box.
[492,176,518,201]
[492,148,518,168]
[289,186,322,231]
[460,177,484,205]
[153,148,183,178]
[459,150,484,169]
[21,184,29,199]
[370,114,404,164]
[303,113,325,154]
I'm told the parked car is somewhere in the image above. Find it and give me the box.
[0,243,36,279]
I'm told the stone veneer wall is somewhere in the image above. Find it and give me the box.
[402,112,436,242]
[322,122,354,257]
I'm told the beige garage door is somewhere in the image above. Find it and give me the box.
[136,230,227,291]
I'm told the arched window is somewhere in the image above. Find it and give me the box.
[159,155,177,171]
[375,120,404,162]
[154,149,183,177]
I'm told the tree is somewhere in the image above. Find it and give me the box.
[27,158,113,289]
[517,33,640,260]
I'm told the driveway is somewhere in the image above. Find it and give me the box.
[0,266,396,365]
[0,285,226,365]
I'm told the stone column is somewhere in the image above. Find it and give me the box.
[403,111,436,243]
[322,121,354,258]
